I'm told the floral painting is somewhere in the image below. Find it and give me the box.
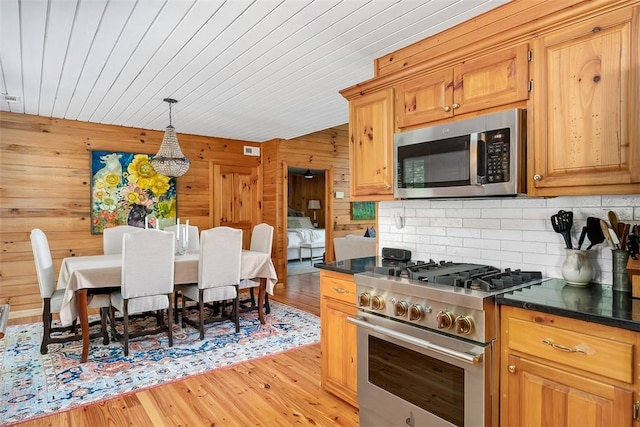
[90,151,177,234]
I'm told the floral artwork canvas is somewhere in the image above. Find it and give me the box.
[90,151,177,234]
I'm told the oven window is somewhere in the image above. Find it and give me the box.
[397,135,470,188]
[368,335,465,427]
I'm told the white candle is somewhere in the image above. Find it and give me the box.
[176,217,180,240]
[183,224,187,246]
[144,216,148,229]
[185,220,189,245]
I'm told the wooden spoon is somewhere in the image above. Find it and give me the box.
[600,219,615,249]
[608,211,619,237]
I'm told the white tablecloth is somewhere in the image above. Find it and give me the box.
[58,250,277,326]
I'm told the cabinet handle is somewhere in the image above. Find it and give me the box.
[533,174,542,181]
[451,103,460,109]
[332,287,349,294]
[443,105,451,112]
[508,365,516,374]
[542,338,587,355]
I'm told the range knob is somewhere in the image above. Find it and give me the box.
[394,301,408,317]
[359,293,371,307]
[408,304,425,321]
[455,315,474,335]
[371,295,385,311]
[436,310,455,329]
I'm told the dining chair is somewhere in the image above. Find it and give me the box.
[164,224,200,252]
[166,224,200,322]
[179,227,241,340]
[109,229,175,356]
[239,223,274,314]
[103,224,142,255]
[30,228,110,354]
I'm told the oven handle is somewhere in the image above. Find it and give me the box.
[347,316,483,365]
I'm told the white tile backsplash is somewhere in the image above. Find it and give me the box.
[379,195,640,285]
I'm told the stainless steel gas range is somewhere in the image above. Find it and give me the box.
[349,258,547,427]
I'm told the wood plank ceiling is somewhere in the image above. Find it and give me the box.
[0,0,507,142]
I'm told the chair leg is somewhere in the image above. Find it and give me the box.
[40,299,51,355]
[174,290,180,324]
[167,294,173,348]
[265,293,270,314]
[198,289,205,340]
[234,286,240,333]
[110,306,118,341]
[249,287,257,307]
[100,307,109,345]
[123,301,130,357]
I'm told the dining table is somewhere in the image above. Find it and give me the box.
[57,250,278,363]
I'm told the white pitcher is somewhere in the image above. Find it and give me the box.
[561,249,594,286]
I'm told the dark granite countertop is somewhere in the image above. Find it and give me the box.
[315,256,380,275]
[316,259,640,332]
[497,278,640,332]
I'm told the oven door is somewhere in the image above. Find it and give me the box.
[348,311,492,427]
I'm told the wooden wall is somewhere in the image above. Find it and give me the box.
[288,174,326,228]
[263,125,376,284]
[0,112,261,315]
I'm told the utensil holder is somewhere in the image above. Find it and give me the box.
[561,249,594,286]
[612,249,631,292]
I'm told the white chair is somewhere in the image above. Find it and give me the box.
[103,225,142,255]
[30,228,110,354]
[109,229,175,356]
[180,227,241,340]
[239,223,274,314]
[164,224,200,252]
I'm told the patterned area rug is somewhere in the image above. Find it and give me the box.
[0,302,319,425]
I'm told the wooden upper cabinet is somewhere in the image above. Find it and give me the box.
[396,44,529,129]
[349,88,395,200]
[530,6,640,196]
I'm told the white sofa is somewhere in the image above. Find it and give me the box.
[333,235,376,261]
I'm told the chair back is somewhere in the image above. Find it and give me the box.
[199,227,242,290]
[164,224,200,251]
[121,229,175,299]
[103,225,142,254]
[30,229,56,298]
[250,223,274,255]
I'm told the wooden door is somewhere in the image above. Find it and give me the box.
[504,354,633,427]
[530,7,640,195]
[349,88,395,200]
[395,69,453,128]
[454,43,529,115]
[213,164,259,248]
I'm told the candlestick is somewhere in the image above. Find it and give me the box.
[144,216,148,229]
[176,217,180,240]
[185,220,189,245]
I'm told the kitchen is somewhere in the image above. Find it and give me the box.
[1,0,639,425]
[320,0,640,425]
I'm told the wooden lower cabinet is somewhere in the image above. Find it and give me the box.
[320,270,358,408]
[500,306,637,426]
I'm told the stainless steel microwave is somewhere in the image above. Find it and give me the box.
[394,108,527,198]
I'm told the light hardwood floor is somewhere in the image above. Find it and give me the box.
[8,272,359,426]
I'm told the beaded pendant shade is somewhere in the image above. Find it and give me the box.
[150,98,190,177]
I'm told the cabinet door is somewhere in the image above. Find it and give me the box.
[395,69,453,128]
[531,8,640,195]
[504,354,633,427]
[454,43,530,116]
[321,296,358,407]
[349,89,395,200]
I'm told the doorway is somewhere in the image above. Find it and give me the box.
[286,166,331,276]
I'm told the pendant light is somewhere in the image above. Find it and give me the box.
[304,169,314,179]
[150,98,190,177]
